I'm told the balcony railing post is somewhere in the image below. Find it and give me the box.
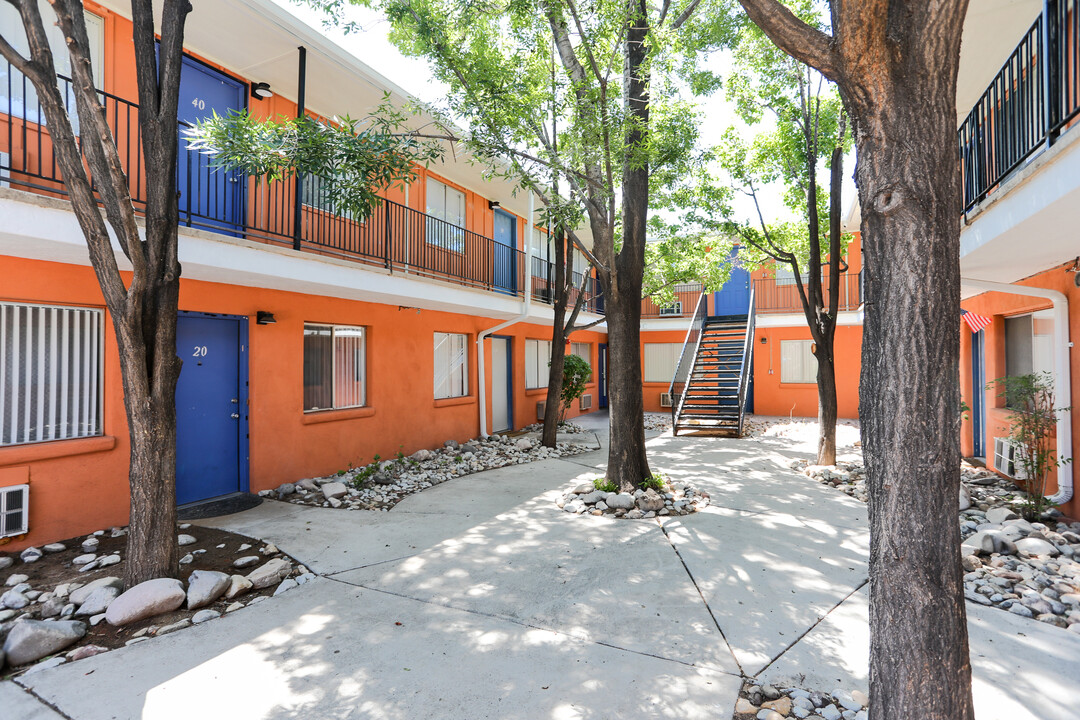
[383,198,392,270]
[292,46,307,252]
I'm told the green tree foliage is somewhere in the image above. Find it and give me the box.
[186,97,444,219]
[556,353,592,422]
[990,372,1071,520]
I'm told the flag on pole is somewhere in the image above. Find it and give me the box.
[961,309,992,333]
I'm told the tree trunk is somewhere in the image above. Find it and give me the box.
[604,291,651,491]
[854,74,974,720]
[543,240,568,447]
[815,344,837,465]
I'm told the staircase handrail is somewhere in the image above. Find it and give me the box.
[668,289,708,429]
[736,288,756,437]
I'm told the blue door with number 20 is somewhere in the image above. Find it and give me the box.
[175,314,247,505]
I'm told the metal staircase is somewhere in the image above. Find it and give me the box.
[668,289,756,437]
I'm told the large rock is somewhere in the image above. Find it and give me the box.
[637,490,665,512]
[186,570,231,609]
[74,586,121,617]
[581,490,607,505]
[606,493,636,510]
[224,574,254,600]
[20,547,42,563]
[958,485,971,511]
[1016,537,1058,556]
[245,558,291,590]
[3,620,86,666]
[70,577,122,606]
[105,578,186,626]
[986,507,1020,524]
[0,557,12,570]
[321,482,348,500]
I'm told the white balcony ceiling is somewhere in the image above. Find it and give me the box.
[956,0,1042,119]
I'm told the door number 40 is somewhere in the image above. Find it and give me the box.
[192,346,208,357]
[191,98,206,111]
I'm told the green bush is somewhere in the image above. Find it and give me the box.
[642,473,667,492]
[593,477,617,493]
[558,354,593,422]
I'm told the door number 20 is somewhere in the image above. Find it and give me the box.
[192,346,208,357]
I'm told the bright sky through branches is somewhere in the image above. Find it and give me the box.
[270,0,855,228]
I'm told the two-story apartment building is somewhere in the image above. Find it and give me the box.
[0,0,609,550]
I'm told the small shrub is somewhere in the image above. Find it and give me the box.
[593,477,617,493]
[641,473,666,492]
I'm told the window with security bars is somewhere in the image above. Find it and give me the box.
[0,485,29,538]
[303,324,366,412]
[1,302,103,446]
[434,332,469,399]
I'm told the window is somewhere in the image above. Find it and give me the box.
[780,339,817,383]
[303,324,366,412]
[0,2,105,133]
[426,177,467,252]
[1,301,103,446]
[775,265,808,287]
[643,343,682,383]
[570,342,590,367]
[525,339,552,389]
[300,173,358,220]
[434,332,468,399]
[1004,310,1054,408]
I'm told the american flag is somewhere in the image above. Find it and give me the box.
[961,309,992,333]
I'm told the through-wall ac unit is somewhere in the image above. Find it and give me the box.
[993,437,1029,479]
[660,392,674,408]
[0,151,10,188]
[579,394,593,411]
[536,400,547,420]
[659,302,683,316]
[0,484,29,538]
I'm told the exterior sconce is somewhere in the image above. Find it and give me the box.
[251,82,273,100]
[488,200,501,210]
[256,311,276,325]
[760,336,767,344]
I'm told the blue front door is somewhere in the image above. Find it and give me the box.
[971,329,986,457]
[176,57,246,234]
[175,313,246,505]
[493,210,516,294]
[714,251,750,316]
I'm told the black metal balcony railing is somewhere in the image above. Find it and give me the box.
[752,272,862,314]
[0,64,603,312]
[960,1,1080,213]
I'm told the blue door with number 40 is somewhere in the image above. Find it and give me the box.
[175,313,248,505]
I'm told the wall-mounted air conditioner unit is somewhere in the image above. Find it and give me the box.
[659,302,683,316]
[0,484,29,538]
[660,392,673,408]
[993,437,1028,479]
[0,151,10,188]
[579,394,593,411]
[536,400,547,420]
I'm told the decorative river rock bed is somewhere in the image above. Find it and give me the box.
[261,434,594,511]
[556,480,710,519]
[1,525,306,675]
[795,459,1080,634]
[735,682,869,720]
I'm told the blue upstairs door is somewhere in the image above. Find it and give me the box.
[492,210,516,294]
[176,56,246,234]
[175,314,245,505]
[714,249,750,316]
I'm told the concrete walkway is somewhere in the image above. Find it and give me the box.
[6,414,1079,719]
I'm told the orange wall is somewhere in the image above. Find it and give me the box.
[0,256,603,551]
[959,261,1080,520]
[752,325,863,419]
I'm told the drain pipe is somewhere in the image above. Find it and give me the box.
[477,191,535,438]
[961,277,1073,505]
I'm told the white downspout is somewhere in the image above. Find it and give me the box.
[477,191,534,438]
[961,277,1073,505]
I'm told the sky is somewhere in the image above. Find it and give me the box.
[267,0,856,228]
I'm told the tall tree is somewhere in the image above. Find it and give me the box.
[331,0,731,489]
[0,0,190,587]
[719,11,851,464]
[735,2,974,719]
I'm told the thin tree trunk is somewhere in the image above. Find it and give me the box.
[815,346,837,465]
[543,234,569,447]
